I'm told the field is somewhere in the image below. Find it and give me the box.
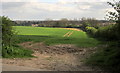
[2,26,102,70]
[13,26,100,47]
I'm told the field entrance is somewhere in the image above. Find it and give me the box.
[3,26,100,71]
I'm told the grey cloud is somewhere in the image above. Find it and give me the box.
[2,2,26,10]
[2,2,112,20]
[90,2,110,10]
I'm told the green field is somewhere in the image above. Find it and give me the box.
[13,26,100,47]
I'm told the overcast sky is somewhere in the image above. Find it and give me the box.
[1,0,116,20]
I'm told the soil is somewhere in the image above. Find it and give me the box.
[2,42,100,71]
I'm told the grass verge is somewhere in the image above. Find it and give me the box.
[86,41,120,72]
[2,45,34,58]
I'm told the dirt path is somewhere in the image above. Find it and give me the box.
[2,42,100,71]
[2,64,47,71]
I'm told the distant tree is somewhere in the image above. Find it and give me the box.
[61,18,68,21]
[45,18,53,21]
[81,17,99,31]
[59,18,69,27]
[45,18,53,27]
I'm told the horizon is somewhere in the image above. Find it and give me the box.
[12,18,108,21]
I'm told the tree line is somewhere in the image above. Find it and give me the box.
[13,18,113,28]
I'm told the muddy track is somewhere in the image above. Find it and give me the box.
[2,42,101,71]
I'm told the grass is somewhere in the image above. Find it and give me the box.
[2,45,34,58]
[86,41,120,72]
[13,26,100,47]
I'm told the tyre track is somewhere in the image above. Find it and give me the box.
[63,31,74,37]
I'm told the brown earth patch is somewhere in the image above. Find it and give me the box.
[3,42,101,71]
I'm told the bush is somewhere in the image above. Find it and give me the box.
[2,45,34,58]
[1,16,15,49]
[85,24,118,40]
[1,16,33,58]
[86,26,98,37]
[96,24,117,40]
[86,42,120,72]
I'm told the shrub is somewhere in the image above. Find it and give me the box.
[86,42,120,72]
[2,45,34,58]
[86,24,118,40]
[86,26,98,37]
[1,16,15,49]
[96,24,117,40]
[1,16,33,58]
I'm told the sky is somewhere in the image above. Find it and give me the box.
[1,0,116,20]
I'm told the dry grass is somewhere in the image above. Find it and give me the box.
[62,28,81,31]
